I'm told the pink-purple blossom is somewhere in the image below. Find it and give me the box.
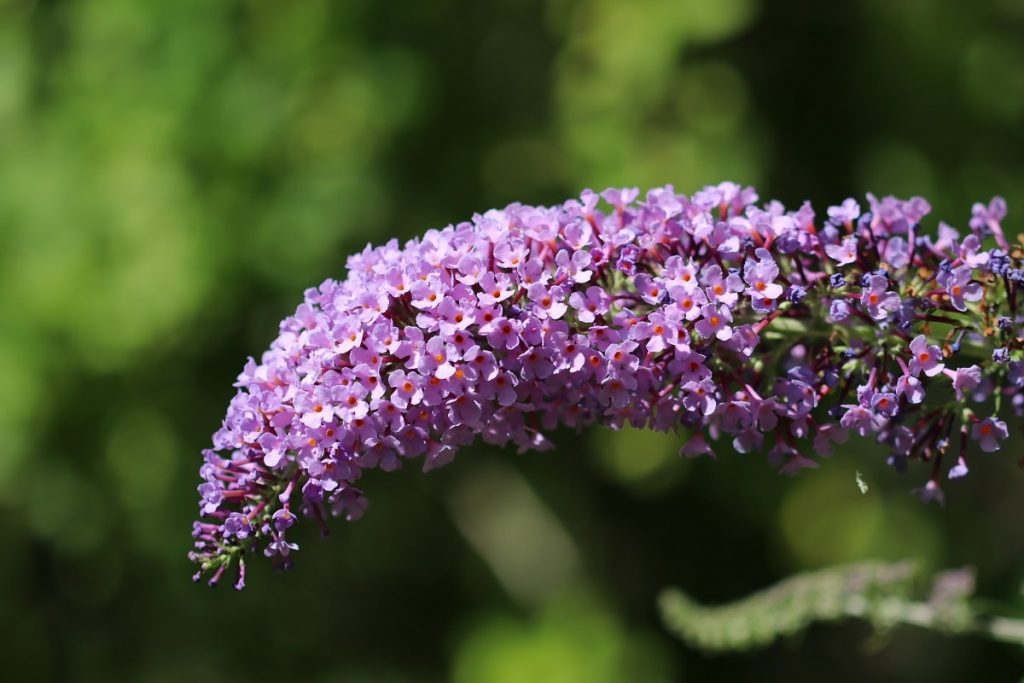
[191,183,1021,588]
[972,417,1009,453]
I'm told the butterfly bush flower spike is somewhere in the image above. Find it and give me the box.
[191,183,1022,588]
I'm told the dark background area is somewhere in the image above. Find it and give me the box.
[1,0,1023,680]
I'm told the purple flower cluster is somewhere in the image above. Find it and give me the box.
[192,183,1021,588]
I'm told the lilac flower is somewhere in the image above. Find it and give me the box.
[840,405,881,437]
[778,452,820,476]
[634,310,684,353]
[616,244,640,275]
[569,287,610,324]
[410,276,445,309]
[388,370,424,408]
[1009,361,1024,388]
[909,335,945,378]
[970,196,1009,250]
[812,424,848,456]
[825,236,859,265]
[701,264,742,307]
[673,287,709,321]
[870,392,899,418]
[827,198,861,226]
[948,456,969,480]
[829,299,851,322]
[743,249,784,301]
[265,536,299,559]
[860,273,900,320]
[958,234,989,268]
[483,316,521,351]
[938,266,982,312]
[883,237,910,269]
[947,365,982,401]
[556,249,593,284]
[527,283,568,320]
[634,274,667,305]
[917,479,945,505]
[272,508,296,532]
[896,371,925,404]
[972,417,1008,453]
[682,379,718,416]
[192,184,1022,588]
[477,272,515,305]
[680,433,714,459]
[695,304,733,341]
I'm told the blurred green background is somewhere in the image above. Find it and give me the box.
[2,0,1023,680]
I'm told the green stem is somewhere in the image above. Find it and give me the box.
[658,560,1024,652]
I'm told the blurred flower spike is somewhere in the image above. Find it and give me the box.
[191,183,1022,588]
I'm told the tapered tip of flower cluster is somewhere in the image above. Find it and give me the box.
[191,183,1021,587]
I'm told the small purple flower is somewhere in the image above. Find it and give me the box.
[829,299,851,322]
[827,198,860,225]
[860,273,900,320]
[272,508,296,532]
[787,285,807,304]
[937,266,982,312]
[682,379,717,416]
[198,482,223,514]
[883,236,910,269]
[970,196,1007,233]
[896,372,925,404]
[972,417,1008,453]
[410,275,446,309]
[701,264,743,307]
[569,286,610,324]
[870,391,899,418]
[947,365,982,401]
[948,457,969,480]
[840,405,881,437]
[812,424,848,456]
[743,248,784,301]
[483,317,521,351]
[634,273,667,305]
[778,452,820,476]
[1009,361,1024,388]
[665,257,700,293]
[680,433,715,459]
[695,304,733,342]
[718,400,752,433]
[555,249,594,284]
[519,345,554,380]
[527,283,568,320]
[388,370,424,408]
[909,335,944,377]
[634,310,683,353]
[673,287,709,321]
[825,236,858,265]
[958,234,989,268]
[917,479,945,505]
[477,272,515,305]
[616,244,640,275]
[265,535,299,559]
[224,513,253,540]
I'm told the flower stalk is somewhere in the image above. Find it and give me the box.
[191,183,1022,588]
